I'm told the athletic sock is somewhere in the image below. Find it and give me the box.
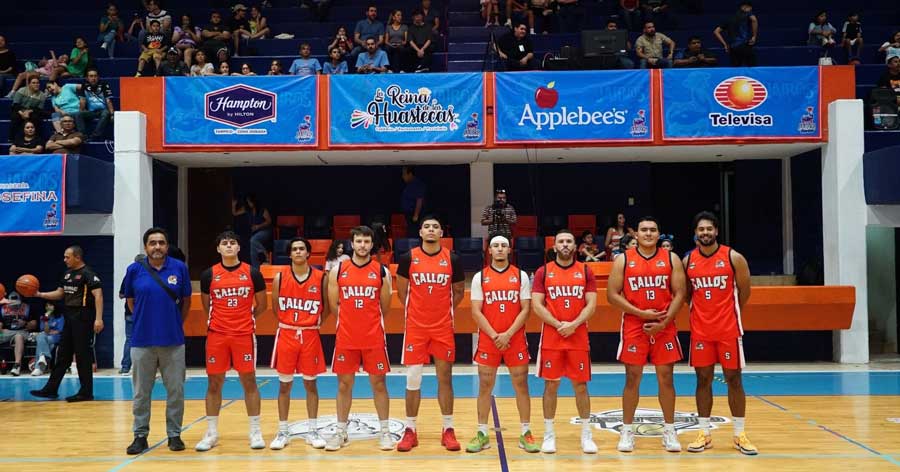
[621,423,633,434]
[663,423,675,434]
[278,420,289,433]
[207,416,219,435]
[698,417,711,435]
[406,416,417,431]
[581,418,591,436]
[249,415,261,434]
[336,421,348,433]
[380,420,389,433]
[544,419,555,435]
[309,417,317,431]
[733,417,745,435]
[479,423,489,435]
[442,415,453,431]
[521,422,530,435]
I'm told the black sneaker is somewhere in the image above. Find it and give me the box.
[127,436,149,455]
[168,436,185,451]
[30,389,59,399]
[65,393,94,402]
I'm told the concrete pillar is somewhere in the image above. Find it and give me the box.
[470,162,494,239]
[782,157,794,275]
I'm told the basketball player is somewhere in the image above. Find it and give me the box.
[195,231,268,451]
[531,229,598,454]
[269,237,328,450]
[683,211,757,455]
[395,216,465,452]
[326,225,394,451]
[466,235,539,453]
[607,216,686,453]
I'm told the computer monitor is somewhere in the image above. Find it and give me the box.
[581,30,628,57]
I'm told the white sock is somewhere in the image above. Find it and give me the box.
[249,415,261,433]
[406,416,417,431]
[581,418,591,436]
[278,420,289,433]
[698,417,710,434]
[478,423,489,435]
[380,419,389,433]
[309,418,317,431]
[442,415,453,431]
[544,419,554,434]
[336,421,348,433]
[521,422,530,435]
[621,423,633,434]
[664,423,675,434]
[733,417,745,435]
[207,416,219,435]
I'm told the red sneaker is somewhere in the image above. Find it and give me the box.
[441,428,461,451]
[397,427,418,452]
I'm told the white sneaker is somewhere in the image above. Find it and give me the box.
[269,431,290,450]
[325,430,348,451]
[10,365,20,376]
[617,430,635,452]
[378,431,395,451]
[195,431,219,451]
[31,367,43,376]
[100,43,107,49]
[37,355,47,371]
[306,430,327,449]
[504,19,511,27]
[581,434,598,454]
[249,430,265,449]
[662,429,682,452]
[540,431,556,454]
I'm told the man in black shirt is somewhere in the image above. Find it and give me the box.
[713,2,757,67]
[228,4,251,56]
[674,36,718,68]
[201,11,232,65]
[877,55,900,105]
[408,11,434,72]
[157,47,190,76]
[497,23,535,71]
[31,245,104,402]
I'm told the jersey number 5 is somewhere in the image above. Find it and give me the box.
[705,290,712,300]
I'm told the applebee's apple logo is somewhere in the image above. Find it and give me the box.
[349,85,461,133]
[518,80,627,131]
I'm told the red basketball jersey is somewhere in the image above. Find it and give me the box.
[621,247,675,337]
[685,244,742,340]
[208,263,257,336]
[533,260,594,351]
[276,266,325,328]
[403,247,455,330]
[336,259,386,349]
[478,264,526,337]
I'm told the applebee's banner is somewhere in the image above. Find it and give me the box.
[494,70,652,143]
[0,154,65,236]
[328,73,484,146]
[164,76,318,146]
[661,66,821,140]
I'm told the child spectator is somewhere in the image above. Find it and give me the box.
[808,11,837,50]
[879,32,900,64]
[218,61,233,75]
[268,59,284,75]
[190,50,214,76]
[328,26,353,57]
[323,47,349,74]
[841,12,863,60]
[578,231,606,262]
[237,62,256,75]
[659,234,674,252]
[246,6,271,41]
[98,4,124,59]
[31,302,64,376]
[289,43,321,75]
[136,20,167,77]
[0,292,33,377]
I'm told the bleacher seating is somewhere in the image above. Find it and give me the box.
[454,237,484,271]
[512,215,538,238]
[514,236,544,273]
[275,215,304,239]
[393,237,420,259]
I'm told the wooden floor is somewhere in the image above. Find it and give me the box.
[4,394,900,471]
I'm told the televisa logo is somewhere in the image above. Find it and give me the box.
[708,76,773,127]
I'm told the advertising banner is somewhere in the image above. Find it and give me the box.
[0,154,65,235]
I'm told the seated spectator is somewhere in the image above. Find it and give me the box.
[76,68,114,140]
[841,12,863,60]
[497,23,535,71]
[323,47,349,74]
[505,0,534,35]
[31,302,63,377]
[481,0,500,27]
[877,55,900,105]
[98,4,124,59]
[201,11,232,64]
[215,47,231,67]
[713,1,757,67]
[172,14,202,67]
[556,0,582,34]
[0,292,36,377]
[351,5,385,67]
[45,115,85,154]
[619,0,641,32]
[606,20,635,69]
[9,121,44,154]
[0,35,15,80]
[408,11,434,72]
[47,80,82,133]
[615,233,637,258]
[328,26,353,58]
[229,4,252,56]
[156,47,190,76]
[530,0,556,35]
[268,59,284,75]
[808,11,837,51]
[635,21,674,68]
[218,62,234,75]
[356,38,389,74]
[578,231,605,262]
[190,50,215,76]
[640,0,672,30]
[674,36,717,67]
[237,62,256,75]
[385,10,409,73]
[126,11,145,43]
[136,20,167,77]
[325,240,350,273]
[247,6,271,41]
[144,0,172,39]
[879,32,900,64]
[53,37,90,81]
[289,43,322,75]
[8,76,49,142]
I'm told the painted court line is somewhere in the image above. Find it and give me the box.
[490,395,510,472]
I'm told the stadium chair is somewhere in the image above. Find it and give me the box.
[391,214,407,238]
[568,214,597,236]
[259,265,283,281]
[514,237,545,273]
[333,215,361,239]
[305,215,332,239]
[272,240,291,265]
[393,238,421,260]
[541,215,567,235]
[441,237,454,251]
[545,236,556,251]
[454,237,485,272]
[308,239,332,257]
[275,215,304,239]
[512,215,538,237]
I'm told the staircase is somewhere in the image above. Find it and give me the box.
[445,0,506,72]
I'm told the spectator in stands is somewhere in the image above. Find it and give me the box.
[480,188,517,240]
[126,11,145,43]
[268,59,284,75]
[238,63,256,75]
[0,36,15,80]
[52,37,90,81]
[674,36,717,67]
[0,292,35,377]
[157,47,190,76]
[329,26,353,58]
[617,233,637,257]
[879,32,900,64]
[482,0,500,27]
[619,0,641,32]
[641,0,672,29]
[75,69,114,140]
[556,0,583,34]
[173,14,201,67]
[216,47,231,67]
[31,302,63,376]
[385,10,410,73]
[351,5,385,67]
[144,0,172,39]
[217,62,233,75]
[9,121,44,154]
[190,50,214,76]
[45,115,85,154]
[497,23,535,71]
[840,12,863,61]
[356,37,390,74]
[659,234,674,252]
[228,4,252,56]
[409,11,434,72]
[505,0,535,35]
[98,4,124,59]
[232,194,273,268]
[47,80,82,133]
[421,0,441,34]
[635,21,674,68]
[323,47,349,74]
[8,76,48,142]
[531,0,556,35]
[605,212,634,260]
[201,11,232,65]
[136,20,167,77]
[401,165,426,237]
[877,55,900,105]
[325,240,350,273]
[289,43,322,75]
[713,1,757,67]
[246,6,271,42]
[578,231,605,262]
[808,11,837,50]
[607,20,635,69]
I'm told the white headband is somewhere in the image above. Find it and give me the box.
[489,235,510,246]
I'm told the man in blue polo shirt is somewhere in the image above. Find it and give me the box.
[123,227,192,455]
[350,4,385,70]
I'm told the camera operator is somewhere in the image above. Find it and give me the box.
[480,189,517,240]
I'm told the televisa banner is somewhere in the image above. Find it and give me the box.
[328,73,485,146]
[163,76,318,146]
[661,66,821,140]
[493,70,653,143]
[0,154,65,236]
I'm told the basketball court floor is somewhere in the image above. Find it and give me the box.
[1,362,899,471]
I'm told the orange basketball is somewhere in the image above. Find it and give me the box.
[0,283,6,300]
[15,275,40,298]
[727,79,755,109]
